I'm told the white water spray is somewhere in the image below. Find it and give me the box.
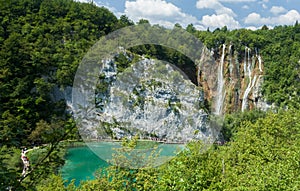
[215,44,226,115]
[241,47,257,111]
[228,44,233,76]
[258,54,263,72]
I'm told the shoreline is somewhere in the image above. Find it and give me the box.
[63,139,186,148]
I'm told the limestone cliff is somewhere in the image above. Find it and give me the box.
[55,45,272,142]
[92,56,215,143]
[198,44,271,114]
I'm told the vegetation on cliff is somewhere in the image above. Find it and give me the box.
[0,0,300,190]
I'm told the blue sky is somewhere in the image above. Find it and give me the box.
[80,0,300,30]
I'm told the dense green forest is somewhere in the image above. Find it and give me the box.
[0,0,300,190]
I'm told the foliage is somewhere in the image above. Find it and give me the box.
[0,0,119,147]
[36,174,76,191]
[128,44,197,84]
[1,0,300,189]
[0,146,24,190]
[221,109,266,141]
[217,109,300,190]
[196,25,300,108]
[70,136,160,191]
[25,109,300,190]
[0,0,121,189]
[56,109,300,190]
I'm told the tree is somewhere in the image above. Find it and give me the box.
[186,23,196,34]
[174,23,182,29]
[219,109,300,190]
[261,25,269,30]
[137,19,150,25]
[0,0,119,189]
[118,15,134,27]
[221,26,228,32]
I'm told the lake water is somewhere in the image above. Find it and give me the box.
[61,142,184,185]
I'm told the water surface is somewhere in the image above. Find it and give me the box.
[61,142,183,185]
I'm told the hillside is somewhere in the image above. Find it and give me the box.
[0,0,300,190]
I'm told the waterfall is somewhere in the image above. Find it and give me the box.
[247,47,251,76]
[228,44,233,76]
[241,47,257,111]
[215,44,226,115]
[244,47,247,77]
[258,54,263,72]
[242,75,257,111]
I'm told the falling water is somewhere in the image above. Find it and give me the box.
[244,47,247,77]
[258,55,263,72]
[228,44,233,76]
[247,47,251,76]
[241,47,257,111]
[215,44,226,115]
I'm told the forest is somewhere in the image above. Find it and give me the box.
[0,0,300,190]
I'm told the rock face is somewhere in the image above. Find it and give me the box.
[93,57,215,143]
[58,45,272,141]
[198,44,270,114]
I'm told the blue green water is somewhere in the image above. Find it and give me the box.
[61,142,183,185]
[61,146,109,185]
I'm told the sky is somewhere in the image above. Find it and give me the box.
[79,0,300,30]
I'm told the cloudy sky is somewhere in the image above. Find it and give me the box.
[81,0,300,30]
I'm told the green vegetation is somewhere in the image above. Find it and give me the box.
[194,25,300,108]
[129,44,198,84]
[34,109,300,190]
[0,0,122,189]
[0,0,300,190]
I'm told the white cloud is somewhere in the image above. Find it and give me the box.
[245,25,273,30]
[76,0,101,6]
[246,26,259,30]
[262,4,267,9]
[245,10,300,26]
[194,24,206,31]
[242,5,249,9]
[196,0,241,30]
[277,10,300,24]
[124,0,199,28]
[245,12,261,24]
[201,14,240,29]
[258,0,268,8]
[126,0,180,18]
[270,6,287,15]
[196,0,236,17]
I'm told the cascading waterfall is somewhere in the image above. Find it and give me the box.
[255,48,263,73]
[241,47,257,111]
[258,54,263,72]
[215,44,226,115]
[242,75,258,111]
[198,45,266,113]
[247,47,251,76]
[228,44,233,76]
[244,47,247,78]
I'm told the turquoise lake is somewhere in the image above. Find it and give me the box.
[61,142,184,185]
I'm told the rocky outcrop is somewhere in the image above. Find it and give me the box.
[198,44,269,114]
[92,57,216,143]
[66,45,272,142]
